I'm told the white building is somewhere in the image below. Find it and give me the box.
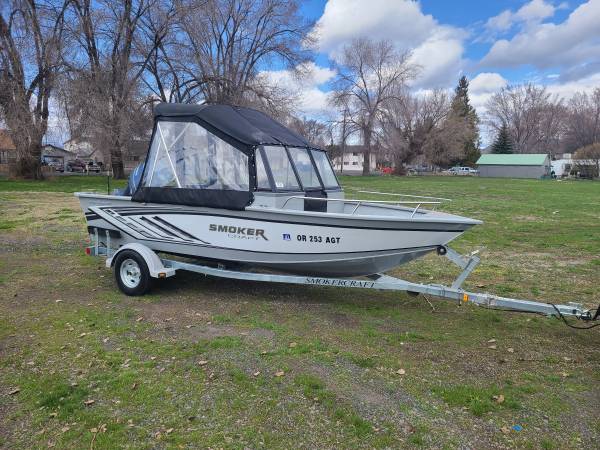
[332,146,377,175]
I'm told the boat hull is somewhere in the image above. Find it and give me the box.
[77,194,477,276]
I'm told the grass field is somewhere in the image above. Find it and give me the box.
[1,175,599,449]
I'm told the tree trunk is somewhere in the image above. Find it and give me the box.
[362,127,371,176]
[11,128,44,179]
[111,139,126,179]
[15,157,43,179]
[392,152,406,175]
[340,139,345,174]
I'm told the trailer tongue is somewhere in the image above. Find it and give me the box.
[86,228,598,328]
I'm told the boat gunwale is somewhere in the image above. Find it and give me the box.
[75,192,482,226]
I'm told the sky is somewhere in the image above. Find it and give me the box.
[45,0,600,146]
[268,0,600,133]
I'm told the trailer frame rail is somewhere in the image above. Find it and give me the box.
[86,229,596,322]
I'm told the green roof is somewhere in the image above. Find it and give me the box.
[476,154,549,166]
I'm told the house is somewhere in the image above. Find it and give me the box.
[331,145,377,175]
[123,140,150,173]
[0,130,17,175]
[476,154,551,178]
[63,137,107,165]
[41,144,75,170]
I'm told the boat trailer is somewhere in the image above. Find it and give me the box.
[87,229,599,327]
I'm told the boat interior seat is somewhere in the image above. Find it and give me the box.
[304,189,327,213]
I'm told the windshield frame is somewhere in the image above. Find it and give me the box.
[254,144,341,193]
[309,148,340,190]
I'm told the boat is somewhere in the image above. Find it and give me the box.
[76,103,481,279]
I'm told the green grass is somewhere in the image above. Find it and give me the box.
[432,384,521,417]
[0,174,126,193]
[1,175,599,449]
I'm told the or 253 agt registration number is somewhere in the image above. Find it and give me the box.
[297,234,341,244]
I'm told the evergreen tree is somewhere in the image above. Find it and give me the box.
[491,123,514,154]
[450,76,481,165]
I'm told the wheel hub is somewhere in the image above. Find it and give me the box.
[120,258,142,288]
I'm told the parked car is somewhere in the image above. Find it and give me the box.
[86,161,102,173]
[66,160,86,172]
[48,161,64,172]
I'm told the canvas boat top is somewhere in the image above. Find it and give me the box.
[153,103,311,151]
[131,103,341,210]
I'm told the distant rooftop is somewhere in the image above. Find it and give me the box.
[476,154,549,166]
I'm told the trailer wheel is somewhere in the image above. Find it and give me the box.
[114,250,151,296]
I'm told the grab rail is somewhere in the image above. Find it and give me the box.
[280,196,441,216]
[354,190,452,202]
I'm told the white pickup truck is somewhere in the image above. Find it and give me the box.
[448,166,479,176]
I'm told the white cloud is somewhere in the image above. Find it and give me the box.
[467,72,509,122]
[260,62,336,117]
[545,71,600,99]
[312,0,466,89]
[485,0,557,33]
[515,0,556,21]
[469,72,509,94]
[482,0,600,72]
[485,10,514,32]
[408,29,465,87]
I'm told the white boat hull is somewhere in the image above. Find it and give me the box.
[77,194,478,276]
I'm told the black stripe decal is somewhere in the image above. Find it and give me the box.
[151,216,210,244]
[137,217,177,240]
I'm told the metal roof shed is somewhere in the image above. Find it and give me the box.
[476,154,551,178]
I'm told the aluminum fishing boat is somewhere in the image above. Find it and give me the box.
[76,103,481,277]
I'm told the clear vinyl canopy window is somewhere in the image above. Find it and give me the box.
[262,146,300,190]
[257,146,339,191]
[143,121,249,191]
[287,147,321,189]
[310,150,339,188]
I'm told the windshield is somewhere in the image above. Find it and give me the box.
[310,150,339,188]
[262,146,300,190]
[255,149,271,189]
[287,147,321,189]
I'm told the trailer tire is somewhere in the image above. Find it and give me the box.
[113,250,151,296]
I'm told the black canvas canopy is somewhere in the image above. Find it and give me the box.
[154,103,312,152]
[131,103,336,211]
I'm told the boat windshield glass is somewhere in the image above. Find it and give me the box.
[262,146,300,190]
[310,150,339,188]
[287,147,321,189]
[143,121,249,191]
[255,148,271,189]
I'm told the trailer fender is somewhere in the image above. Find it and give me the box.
[106,243,176,278]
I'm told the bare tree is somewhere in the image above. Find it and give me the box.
[485,83,564,156]
[61,0,172,178]
[332,105,355,174]
[0,0,68,178]
[331,38,417,175]
[380,89,451,172]
[287,116,328,147]
[562,88,600,153]
[172,0,313,112]
[140,0,201,103]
